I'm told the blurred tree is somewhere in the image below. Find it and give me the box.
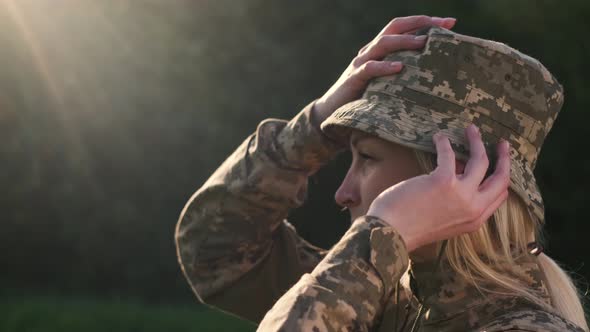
[0,0,587,309]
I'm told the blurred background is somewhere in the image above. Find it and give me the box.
[1,0,589,331]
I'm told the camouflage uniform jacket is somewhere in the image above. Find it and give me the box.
[175,100,584,332]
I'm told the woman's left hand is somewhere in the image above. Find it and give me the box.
[366,124,511,252]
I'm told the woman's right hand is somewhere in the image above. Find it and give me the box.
[313,15,456,124]
[366,125,511,253]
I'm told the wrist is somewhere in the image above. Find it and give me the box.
[366,207,416,252]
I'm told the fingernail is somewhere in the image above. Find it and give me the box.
[502,140,510,151]
[414,35,427,41]
[390,61,402,69]
[445,17,457,22]
[432,17,444,25]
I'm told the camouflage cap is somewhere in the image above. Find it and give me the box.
[320,26,564,224]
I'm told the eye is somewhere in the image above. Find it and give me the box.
[358,151,374,160]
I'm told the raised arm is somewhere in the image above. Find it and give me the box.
[175,100,343,322]
[175,15,457,323]
[257,215,409,331]
[257,123,513,331]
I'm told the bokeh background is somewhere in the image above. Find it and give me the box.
[1,1,589,331]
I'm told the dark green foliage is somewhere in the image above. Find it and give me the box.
[0,0,588,326]
[0,295,255,331]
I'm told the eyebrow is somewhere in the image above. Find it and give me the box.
[350,134,372,148]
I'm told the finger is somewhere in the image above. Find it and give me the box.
[379,16,456,36]
[461,124,490,188]
[472,189,509,228]
[403,18,457,34]
[352,60,403,83]
[354,34,427,66]
[377,15,430,36]
[439,17,457,30]
[433,132,456,175]
[443,187,508,238]
[455,159,466,175]
[359,17,455,55]
[478,140,511,195]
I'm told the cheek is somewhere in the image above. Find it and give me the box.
[362,159,421,202]
[358,166,397,205]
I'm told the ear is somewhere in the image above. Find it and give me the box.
[455,159,466,175]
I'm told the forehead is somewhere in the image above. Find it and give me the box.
[349,129,381,146]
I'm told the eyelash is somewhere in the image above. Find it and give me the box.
[358,152,374,160]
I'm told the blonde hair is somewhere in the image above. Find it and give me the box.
[413,150,589,331]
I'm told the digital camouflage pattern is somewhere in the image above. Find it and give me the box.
[175,100,342,322]
[175,100,584,331]
[321,26,565,225]
[257,215,409,331]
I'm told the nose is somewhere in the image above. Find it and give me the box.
[334,167,360,209]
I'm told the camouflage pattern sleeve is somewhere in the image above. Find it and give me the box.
[257,215,410,332]
[480,309,586,332]
[174,100,345,322]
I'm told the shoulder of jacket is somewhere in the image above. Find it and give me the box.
[480,308,585,332]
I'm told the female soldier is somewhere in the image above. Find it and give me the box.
[175,16,588,331]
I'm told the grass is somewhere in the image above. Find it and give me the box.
[0,295,257,332]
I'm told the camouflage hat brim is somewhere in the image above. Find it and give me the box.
[320,93,544,224]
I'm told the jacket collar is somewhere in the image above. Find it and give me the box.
[407,251,552,325]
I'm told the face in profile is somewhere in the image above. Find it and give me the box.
[334,129,423,222]
[337,129,467,223]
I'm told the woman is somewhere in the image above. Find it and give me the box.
[175,16,588,331]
